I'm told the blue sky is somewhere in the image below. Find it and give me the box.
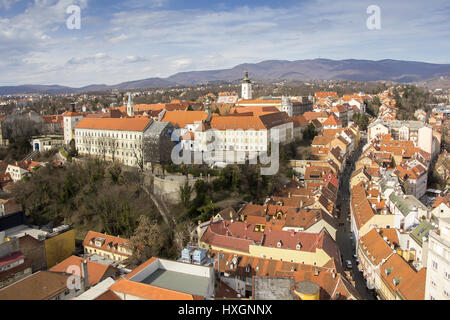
[1,0,449,87]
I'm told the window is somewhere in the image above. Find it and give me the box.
[432,261,438,270]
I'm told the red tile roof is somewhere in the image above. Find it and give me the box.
[83,231,131,256]
[49,255,118,287]
[0,251,25,268]
[161,111,209,128]
[109,278,199,300]
[75,118,152,132]
[62,111,81,117]
[323,114,342,126]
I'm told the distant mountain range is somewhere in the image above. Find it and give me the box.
[2,58,450,95]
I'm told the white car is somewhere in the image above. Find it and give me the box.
[345,260,352,270]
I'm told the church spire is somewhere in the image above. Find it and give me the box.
[126,92,134,117]
[205,96,211,115]
[241,71,252,99]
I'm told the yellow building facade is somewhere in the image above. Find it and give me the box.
[44,228,75,268]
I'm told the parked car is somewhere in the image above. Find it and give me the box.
[345,260,352,270]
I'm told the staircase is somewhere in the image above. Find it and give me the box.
[22,149,40,162]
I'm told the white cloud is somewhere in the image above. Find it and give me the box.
[0,0,19,9]
[124,55,147,63]
[66,52,110,65]
[109,33,130,43]
[0,0,449,87]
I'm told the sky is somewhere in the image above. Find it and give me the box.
[1,0,449,87]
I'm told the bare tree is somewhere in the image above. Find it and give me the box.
[107,136,118,163]
[128,215,166,264]
[132,140,144,171]
[82,134,93,156]
[97,136,108,162]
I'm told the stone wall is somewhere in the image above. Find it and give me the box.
[153,174,200,204]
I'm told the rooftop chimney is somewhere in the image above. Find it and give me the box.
[81,260,89,290]
[70,102,76,112]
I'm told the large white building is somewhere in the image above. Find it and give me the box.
[425,217,450,300]
[181,112,294,163]
[74,117,153,167]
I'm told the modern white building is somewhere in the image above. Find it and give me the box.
[108,256,215,300]
[425,217,450,300]
[387,192,428,231]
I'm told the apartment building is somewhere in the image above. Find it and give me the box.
[425,217,450,300]
[83,231,132,266]
[368,120,433,154]
[5,160,42,182]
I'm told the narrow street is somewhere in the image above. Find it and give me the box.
[335,134,376,300]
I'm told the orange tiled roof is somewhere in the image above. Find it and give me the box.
[62,111,81,117]
[380,254,425,300]
[312,135,333,147]
[210,112,291,130]
[323,114,342,126]
[351,182,376,230]
[94,290,122,300]
[50,255,117,287]
[161,111,209,128]
[212,250,358,300]
[109,279,199,300]
[236,99,282,105]
[83,231,131,256]
[359,229,394,265]
[75,118,152,132]
[432,194,450,209]
[290,115,308,127]
[322,128,344,137]
[315,92,338,99]
[9,160,41,171]
[239,203,266,217]
[230,106,280,115]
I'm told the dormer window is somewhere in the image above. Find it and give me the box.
[393,277,401,286]
[296,243,302,250]
[95,237,106,247]
[277,241,282,248]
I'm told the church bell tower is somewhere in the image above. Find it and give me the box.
[241,71,253,100]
